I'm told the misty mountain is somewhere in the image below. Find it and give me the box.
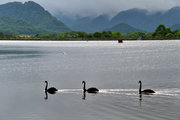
[55,12,75,27]
[0,1,70,34]
[110,7,180,32]
[56,14,111,33]
[110,8,158,32]
[56,6,180,32]
[108,7,180,32]
[70,15,110,32]
[1,1,180,34]
[105,23,143,33]
[91,15,110,26]
[160,7,180,26]
[111,9,148,26]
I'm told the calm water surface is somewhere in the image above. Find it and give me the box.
[0,40,180,120]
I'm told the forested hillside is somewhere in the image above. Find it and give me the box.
[0,1,70,34]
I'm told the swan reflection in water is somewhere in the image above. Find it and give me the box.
[44,91,48,100]
[82,90,99,100]
[139,94,142,101]
[82,91,86,100]
[44,90,57,100]
[139,94,142,107]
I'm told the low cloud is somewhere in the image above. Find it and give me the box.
[1,0,180,17]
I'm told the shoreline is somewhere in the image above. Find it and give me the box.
[0,40,179,44]
[0,39,180,42]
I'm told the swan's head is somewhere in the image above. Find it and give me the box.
[82,81,85,84]
[45,81,48,83]
[138,81,142,84]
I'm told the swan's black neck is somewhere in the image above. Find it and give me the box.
[83,82,86,92]
[45,82,48,91]
[139,82,142,94]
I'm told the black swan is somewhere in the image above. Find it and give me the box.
[82,81,99,93]
[45,81,58,94]
[138,81,155,95]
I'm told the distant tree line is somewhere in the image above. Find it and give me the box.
[1,24,180,40]
[34,24,180,40]
[35,31,122,40]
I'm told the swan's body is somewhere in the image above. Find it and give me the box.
[87,87,99,93]
[139,81,155,95]
[82,81,99,93]
[141,89,155,93]
[45,81,58,94]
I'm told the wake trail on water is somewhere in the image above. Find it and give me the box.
[155,88,180,97]
[56,88,180,98]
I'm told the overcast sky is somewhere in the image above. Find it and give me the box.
[0,0,180,17]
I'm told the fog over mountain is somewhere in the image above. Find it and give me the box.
[1,0,180,18]
[1,0,180,33]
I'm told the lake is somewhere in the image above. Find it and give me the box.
[0,40,180,120]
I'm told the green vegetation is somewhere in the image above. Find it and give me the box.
[35,31,121,40]
[32,24,180,40]
[0,1,70,34]
[151,24,180,39]
[0,14,48,34]
[0,24,180,40]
